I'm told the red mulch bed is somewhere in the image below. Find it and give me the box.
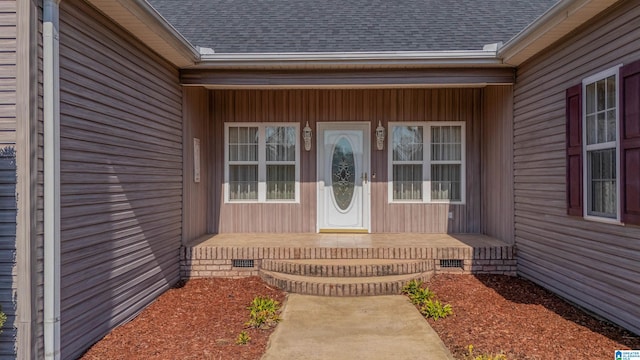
[80,277,285,360]
[427,274,640,359]
[81,274,639,360]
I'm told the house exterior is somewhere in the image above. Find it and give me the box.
[1,0,638,359]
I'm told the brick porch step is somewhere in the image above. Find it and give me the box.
[261,259,431,277]
[260,270,433,296]
[260,258,434,296]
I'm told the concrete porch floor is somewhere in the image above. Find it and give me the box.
[188,232,509,248]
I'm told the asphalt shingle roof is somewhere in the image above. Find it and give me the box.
[148,0,559,53]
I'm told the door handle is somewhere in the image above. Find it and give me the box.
[361,172,368,184]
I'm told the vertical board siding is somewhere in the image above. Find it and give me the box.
[513,0,640,334]
[210,88,483,234]
[59,2,182,359]
[482,86,514,243]
[183,87,210,243]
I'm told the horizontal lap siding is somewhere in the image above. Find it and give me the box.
[211,88,481,234]
[59,2,182,359]
[0,1,16,144]
[0,1,16,358]
[0,150,15,358]
[514,0,640,334]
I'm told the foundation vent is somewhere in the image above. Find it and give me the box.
[232,259,255,268]
[440,259,463,268]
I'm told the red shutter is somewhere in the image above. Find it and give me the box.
[620,59,640,226]
[566,84,583,216]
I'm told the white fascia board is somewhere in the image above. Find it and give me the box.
[192,50,507,69]
[499,0,619,66]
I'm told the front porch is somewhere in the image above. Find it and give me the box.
[181,233,516,287]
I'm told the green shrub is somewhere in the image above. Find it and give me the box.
[235,331,251,345]
[464,344,507,360]
[0,305,6,335]
[245,296,281,329]
[402,279,423,296]
[419,298,453,321]
[401,280,435,305]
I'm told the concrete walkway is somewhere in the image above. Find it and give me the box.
[262,294,455,360]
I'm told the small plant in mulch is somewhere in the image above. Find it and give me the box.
[402,279,452,321]
[420,298,453,321]
[0,305,6,335]
[463,344,507,360]
[402,280,435,305]
[245,296,281,329]
[235,331,251,345]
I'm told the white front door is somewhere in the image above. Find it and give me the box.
[317,122,370,232]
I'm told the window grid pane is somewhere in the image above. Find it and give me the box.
[431,126,462,161]
[267,165,295,200]
[585,75,616,145]
[431,164,461,201]
[228,126,258,161]
[392,126,423,161]
[393,164,423,200]
[587,149,616,218]
[229,165,258,200]
[266,126,296,162]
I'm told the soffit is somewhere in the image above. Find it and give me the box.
[499,0,620,66]
[85,0,199,67]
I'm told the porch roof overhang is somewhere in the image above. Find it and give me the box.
[182,50,515,89]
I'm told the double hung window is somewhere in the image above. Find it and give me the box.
[225,123,299,202]
[583,68,619,220]
[389,122,465,203]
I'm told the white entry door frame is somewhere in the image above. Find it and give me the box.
[317,122,371,232]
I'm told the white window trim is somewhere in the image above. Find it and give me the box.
[581,65,622,224]
[224,122,300,203]
[387,121,466,204]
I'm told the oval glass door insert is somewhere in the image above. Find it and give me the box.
[331,137,356,210]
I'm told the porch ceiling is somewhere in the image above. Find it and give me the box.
[180,67,516,89]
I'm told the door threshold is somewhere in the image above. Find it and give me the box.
[319,229,369,234]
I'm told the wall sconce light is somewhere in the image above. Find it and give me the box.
[303,121,312,151]
[376,121,385,151]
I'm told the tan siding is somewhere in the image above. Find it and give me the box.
[58,2,182,359]
[182,87,210,244]
[211,88,482,234]
[0,0,16,144]
[481,86,514,243]
[513,0,640,334]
